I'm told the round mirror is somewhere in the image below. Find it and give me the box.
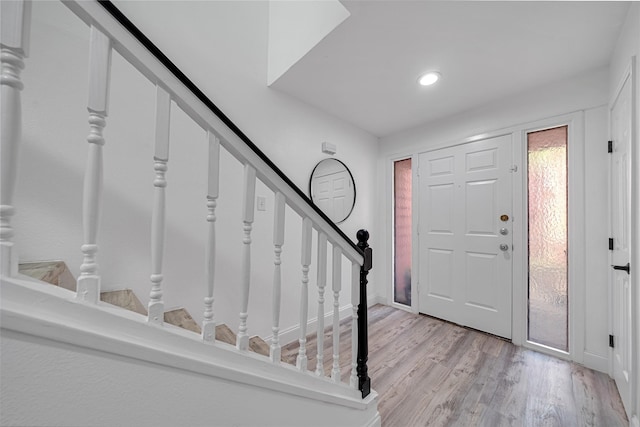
[309,158,356,223]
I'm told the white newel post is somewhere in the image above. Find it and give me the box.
[297,217,312,371]
[270,192,286,362]
[202,131,220,343]
[237,164,256,350]
[350,260,360,389]
[77,26,112,304]
[0,0,31,278]
[148,85,171,324]
[315,232,328,376]
[331,245,342,382]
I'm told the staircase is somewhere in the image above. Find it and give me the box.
[1,1,378,425]
[19,260,272,357]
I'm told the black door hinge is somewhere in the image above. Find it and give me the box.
[609,238,614,250]
[609,334,615,348]
[608,140,613,153]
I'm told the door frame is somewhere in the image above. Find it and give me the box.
[511,112,586,364]
[385,112,588,363]
[609,57,638,426]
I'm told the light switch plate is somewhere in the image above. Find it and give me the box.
[257,196,266,211]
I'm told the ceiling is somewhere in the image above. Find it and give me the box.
[270,1,631,138]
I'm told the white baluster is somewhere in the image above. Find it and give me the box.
[331,246,342,382]
[148,85,171,324]
[77,26,112,304]
[297,217,312,371]
[270,192,286,362]
[237,164,256,350]
[315,232,327,376]
[350,260,360,389]
[0,0,31,278]
[202,132,220,343]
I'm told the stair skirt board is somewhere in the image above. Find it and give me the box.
[1,278,378,415]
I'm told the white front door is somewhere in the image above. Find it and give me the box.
[610,69,633,418]
[418,135,513,338]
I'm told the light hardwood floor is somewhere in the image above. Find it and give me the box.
[282,304,628,427]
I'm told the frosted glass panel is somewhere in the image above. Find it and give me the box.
[527,126,568,351]
[394,159,412,305]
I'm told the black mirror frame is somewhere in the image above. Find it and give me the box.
[308,158,356,224]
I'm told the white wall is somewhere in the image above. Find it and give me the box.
[15,1,378,341]
[377,67,611,371]
[1,329,378,427]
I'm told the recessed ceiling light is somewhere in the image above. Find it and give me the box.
[418,71,441,86]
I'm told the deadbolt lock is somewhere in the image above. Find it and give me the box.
[500,214,509,222]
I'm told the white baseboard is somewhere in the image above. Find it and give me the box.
[364,411,382,427]
[368,293,385,307]
[272,293,383,346]
[583,351,608,374]
[274,305,352,346]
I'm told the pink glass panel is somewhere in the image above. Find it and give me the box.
[394,159,412,305]
[527,126,568,351]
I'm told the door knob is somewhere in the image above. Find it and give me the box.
[612,263,630,274]
[499,244,509,252]
[500,228,509,235]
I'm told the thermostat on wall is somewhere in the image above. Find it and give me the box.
[322,142,336,155]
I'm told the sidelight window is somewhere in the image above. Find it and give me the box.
[527,125,568,351]
[393,158,412,306]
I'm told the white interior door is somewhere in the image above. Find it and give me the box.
[610,70,633,418]
[418,135,513,338]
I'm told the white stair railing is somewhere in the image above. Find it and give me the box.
[148,85,171,325]
[316,232,328,376]
[77,26,112,305]
[297,217,312,371]
[0,0,30,278]
[270,192,286,362]
[1,0,372,397]
[331,245,342,382]
[202,131,220,343]
[238,164,256,351]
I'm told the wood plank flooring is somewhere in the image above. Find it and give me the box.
[282,304,628,427]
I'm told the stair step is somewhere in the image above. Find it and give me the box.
[19,260,76,291]
[19,262,271,354]
[249,336,270,357]
[100,289,147,316]
[215,324,236,346]
[164,308,201,334]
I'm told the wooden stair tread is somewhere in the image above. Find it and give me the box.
[249,336,270,357]
[19,260,76,291]
[100,289,147,316]
[164,308,201,334]
[19,262,272,352]
[215,324,236,345]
